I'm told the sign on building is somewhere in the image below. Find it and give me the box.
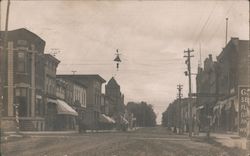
[238,86,250,137]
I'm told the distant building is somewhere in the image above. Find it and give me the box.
[0,28,46,131]
[57,74,106,130]
[162,98,196,133]
[196,54,217,131]
[105,77,125,117]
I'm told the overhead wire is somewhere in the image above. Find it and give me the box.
[192,1,218,48]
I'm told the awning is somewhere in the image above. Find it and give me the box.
[99,114,115,124]
[197,105,204,110]
[36,95,42,99]
[225,102,232,110]
[56,99,78,116]
[47,98,57,104]
[213,104,220,112]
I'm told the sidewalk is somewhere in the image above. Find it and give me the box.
[192,132,248,150]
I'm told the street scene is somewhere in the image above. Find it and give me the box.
[0,0,249,156]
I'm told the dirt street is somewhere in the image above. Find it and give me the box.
[1,127,246,156]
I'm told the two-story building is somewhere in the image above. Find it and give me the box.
[57,75,105,130]
[54,79,78,131]
[56,76,87,131]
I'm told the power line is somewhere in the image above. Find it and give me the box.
[192,2,217,47]
[206,2,234,45]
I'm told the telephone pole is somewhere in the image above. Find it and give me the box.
[177,84,183,134]
[225,18,228,46]
[1,0,11,154]
[184,48,194,137]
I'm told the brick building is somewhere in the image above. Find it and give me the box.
[195,38,249,134]
[214,38,249,133]
[56,77,87,131]
[57,75,106,130]
[0,28,46,131]
[196,54,218,131]
[44,54,60,130]
[105,77,125,117]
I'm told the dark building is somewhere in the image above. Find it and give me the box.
[195,38,249,134]
[56,77,87,131]
[105,77,125,117]
[54,79,78,131]
[44,54,60,131]
[162,98,196,133]
[196,54,217,131]
[0,28,46,131]
[214,38,249,133]
[57,74,106,130]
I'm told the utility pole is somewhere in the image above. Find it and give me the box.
[225,18,229,46]
[184,48,194,137]
[247,1,250,153]
[177,84,183,134]
[1,0,11,155]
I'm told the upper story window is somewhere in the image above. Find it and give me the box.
[17,52,26,73]
[15,88,27,97]
[17,40,27,46]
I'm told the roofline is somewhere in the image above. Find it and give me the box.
[57,74,106,83]
[56,76,88,88]
[45,54,60,64]
[1,28,45,43]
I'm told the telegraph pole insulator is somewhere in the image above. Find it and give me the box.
[114,49,122,71]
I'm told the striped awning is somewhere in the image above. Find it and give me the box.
[99,114,115,124]
[56,99,78,116]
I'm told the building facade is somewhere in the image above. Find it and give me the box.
[57,75,106,130]
[105,77,125,117]
[1,28,46,131]
[56,77,87,131]
[214,38,249,134]
[195,38,249,135]
[196,54,218,131]
[44,54,60,131]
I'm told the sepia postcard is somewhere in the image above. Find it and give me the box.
[0,0,249,156]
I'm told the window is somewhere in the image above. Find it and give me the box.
[17,40,27,46]
[15,88,21,96]
[21,88,27,96]
[17,52,26,72]
[15,88,26,97]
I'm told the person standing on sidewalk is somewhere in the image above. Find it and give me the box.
[193,114,200,136]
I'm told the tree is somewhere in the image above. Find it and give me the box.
[126,101,156,127]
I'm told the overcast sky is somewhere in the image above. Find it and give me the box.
[1,0,248,123]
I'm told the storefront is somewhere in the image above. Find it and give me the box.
[46,99,78,131]
[214,96,237,132]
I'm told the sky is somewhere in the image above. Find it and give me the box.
[1,0,249,124]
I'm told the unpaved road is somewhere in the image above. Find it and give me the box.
[1,127,246,156]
